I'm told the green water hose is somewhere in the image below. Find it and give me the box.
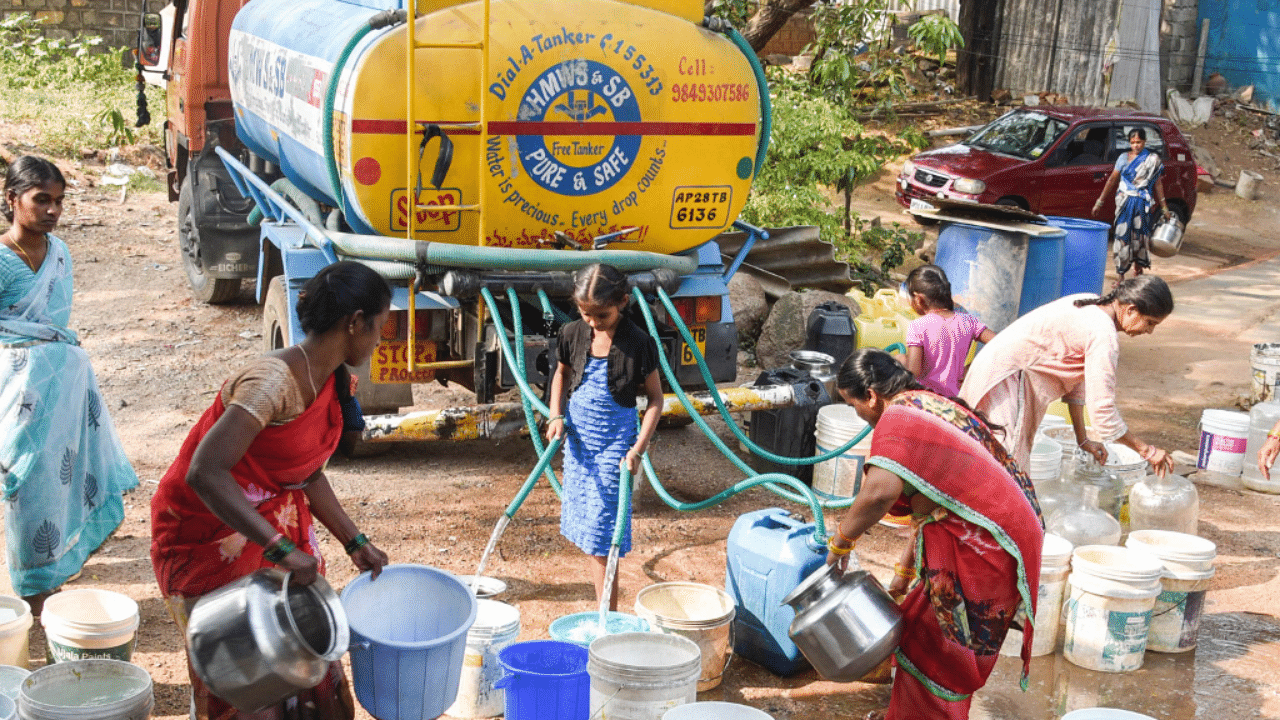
[502,435,563,519]
[507,287,563,495]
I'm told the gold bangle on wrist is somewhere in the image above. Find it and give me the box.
[893,564,916,579]
[827,539,853,556]
[835,525,857,546]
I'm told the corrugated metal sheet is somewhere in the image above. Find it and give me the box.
[716,226,854,298]
[994,0,1121,106]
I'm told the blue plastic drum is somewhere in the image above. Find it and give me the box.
[1017,228,1067,316]
[934,220,1028,332]
[1047,216,1111,296]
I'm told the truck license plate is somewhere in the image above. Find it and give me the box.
[371,341,437,383]
[680,325,706,365]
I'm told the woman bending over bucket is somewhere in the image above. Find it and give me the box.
[547,263,663,610]
[151,261,390,719]
[1,155,139,616]
[827,349,1043,720]
[959,275,1175,476]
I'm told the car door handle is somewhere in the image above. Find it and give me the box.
[1093,172,1107,180]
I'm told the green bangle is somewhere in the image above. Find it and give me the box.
[263,537,297,564]
[344,533,370,554]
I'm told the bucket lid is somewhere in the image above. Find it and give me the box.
[1126,527,1213,566]
[1071,545,1164,583]
[664,702,776,720]
[1201,408,1250,431]
[471,599,520,637]
[1042,534,1073,566]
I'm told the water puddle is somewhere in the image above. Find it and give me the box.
[973,612,1280,719]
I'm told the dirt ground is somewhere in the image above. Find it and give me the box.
[2,104,1280,719]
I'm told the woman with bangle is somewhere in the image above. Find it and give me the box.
[150,262,390,720]
[1091,127,1170,280]
[827,349,1043,720]
[959,276,1176,476]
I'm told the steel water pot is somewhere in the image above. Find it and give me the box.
[187,569,349,712]
[1150,215,1185,258]
[783,561,903,682]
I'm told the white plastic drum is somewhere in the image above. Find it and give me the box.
[588,632,701,720]
[812,404,872,500]
[445,599,521,718]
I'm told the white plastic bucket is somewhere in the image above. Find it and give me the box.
[0,694,12,720]
[1196,409,1250,478]
[1040,425,1078,480]
[588,632,701,720]
[1124,530,1216,653]
[39,590,139,664]
[445,599,521,718]
[663,701,774,719]
[1250,343,1280,404]
[1000,533,1073,657]
[812,404,872,499]
[1029,435,1064,484]
[1062,546,1163,672]
[0,666,30,702]
[17,658,153,720]
[0,599,32,669]
[1241,401,1280,493]
[634,582,735,691]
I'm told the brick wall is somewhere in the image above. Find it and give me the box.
[760,8,816,58]
[1161,0,1200,91]
[3,0,143,48]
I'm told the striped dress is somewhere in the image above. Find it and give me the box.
[561,356,635,556]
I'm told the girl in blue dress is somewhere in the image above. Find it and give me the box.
[546,264,663,610]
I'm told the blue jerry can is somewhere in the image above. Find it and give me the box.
[724,507,826,676]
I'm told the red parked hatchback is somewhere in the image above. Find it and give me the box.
[896,107,1198,222]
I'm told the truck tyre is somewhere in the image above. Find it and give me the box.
[262,276,291,352]
[179,177,243,304]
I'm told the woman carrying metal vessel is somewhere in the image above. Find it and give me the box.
[150,261,390,719]
[1093,127,1171,280]
[826,349,1043,720]
[1,156,140,615]
[958,275,1175,475]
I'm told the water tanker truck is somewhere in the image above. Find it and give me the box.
[135,0,774,426]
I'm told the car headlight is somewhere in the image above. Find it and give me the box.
[952,177,986,194]
[901,160,916,178]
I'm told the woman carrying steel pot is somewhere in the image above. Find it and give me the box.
[150,261,390,720]
[825,349,1043,720]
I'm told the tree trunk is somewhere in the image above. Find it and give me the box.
[956,0,1001,101]
[742,0,819,52]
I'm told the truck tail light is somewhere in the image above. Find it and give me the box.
[670,297,721,326]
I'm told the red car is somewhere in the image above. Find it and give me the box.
[896,107,1198,222]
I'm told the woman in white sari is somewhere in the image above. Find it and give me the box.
[1,156,138,613]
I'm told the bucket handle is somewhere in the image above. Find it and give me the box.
[588,687,623,719]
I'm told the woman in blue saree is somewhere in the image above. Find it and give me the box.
[1,156,138,613]
[1093,128,1170,280]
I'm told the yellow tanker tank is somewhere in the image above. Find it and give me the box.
[332,0,763,254]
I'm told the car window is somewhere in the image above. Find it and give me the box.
[965,112,1070,160]
[1112,123,1166,161]
[1047,123,1112,167]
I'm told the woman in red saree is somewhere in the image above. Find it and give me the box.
[826,349,1043,720]
[151,261,391,720]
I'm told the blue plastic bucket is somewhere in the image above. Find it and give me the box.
[341,565,477,720]
[934,220,1028,332]
[496,640,590,720]
[1018,228,1067,316]
[548,611,649,647]
[1047,216,1111,296]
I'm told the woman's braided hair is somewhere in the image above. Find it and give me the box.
[572,263,628,307]
[1073,275,1173,318]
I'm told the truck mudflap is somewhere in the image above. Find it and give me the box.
[186,153,259,279]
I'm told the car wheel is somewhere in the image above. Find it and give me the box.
[1165,201,1189,224]
[179,177,243,304]
[994,197,1029,211]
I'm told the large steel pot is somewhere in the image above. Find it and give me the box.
[1150,215,1185,258]
[783,561,903,682]
[187,569,349,712]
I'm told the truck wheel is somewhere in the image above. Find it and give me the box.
[179,178,243,304]
[262,276,291,351]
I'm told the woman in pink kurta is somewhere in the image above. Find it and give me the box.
[958,276,1175,474]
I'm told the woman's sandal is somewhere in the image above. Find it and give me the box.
[865,710,887,720]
